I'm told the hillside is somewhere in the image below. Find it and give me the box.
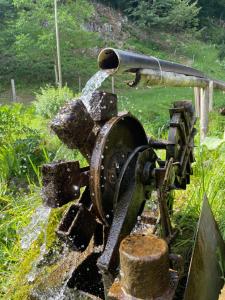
[1,1,225,100]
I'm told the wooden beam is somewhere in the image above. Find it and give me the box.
[194,87,201,117]
[200,86,209,142]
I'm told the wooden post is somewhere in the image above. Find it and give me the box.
[54,64,59,86]
[11,79,17,102]
[200,86,209,142]
[194,87,201,117]
[112,76,115,93]
[78,76,81,92]
[54,0,62,88]
[209,80,214,112]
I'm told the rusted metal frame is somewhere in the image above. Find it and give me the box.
[156,158,175,239]
[167,103,196,188]
[97,147,155,297]
[89,113,148,225]
[148,137,174,150]
[42,160,89,208]
[56,187,98,251]
[178,115,196,177]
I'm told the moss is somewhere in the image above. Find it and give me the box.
[2,205,66,300]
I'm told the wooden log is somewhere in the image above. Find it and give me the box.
[209,80,214,112]
[200,86,209,142]
[194,87,201,117]
[11,79,17,102]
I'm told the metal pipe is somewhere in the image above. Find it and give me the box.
[140,69,209,88]
[98,48,205,78]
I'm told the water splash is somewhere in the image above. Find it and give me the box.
[21,205,51,250]
[80,70,111,112]
[27,239,47,282]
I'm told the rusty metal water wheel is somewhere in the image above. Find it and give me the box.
[89,113,148,225]
[166,100,196,190]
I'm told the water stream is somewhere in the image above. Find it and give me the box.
[21,205,51,250]
[80,70,111,112]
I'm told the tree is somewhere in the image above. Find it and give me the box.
[0,0,100,83]
[127,0,200,32]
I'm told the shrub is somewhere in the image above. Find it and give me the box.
[34,86,75,119]
[127,0,200,32]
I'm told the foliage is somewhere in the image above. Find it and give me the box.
[0,0,99,84]
[34,85,74,119]
[127,0,200,32]
[0,109,43,188]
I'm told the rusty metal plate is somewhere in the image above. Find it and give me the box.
[90,113,147,224]
[184,195,225,300]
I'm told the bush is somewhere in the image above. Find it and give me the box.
[127,0,200,32]
[34,86,75,119]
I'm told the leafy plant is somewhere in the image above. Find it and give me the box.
[127,0,200,32]
[34,85,74,119]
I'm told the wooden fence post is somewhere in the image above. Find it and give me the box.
[112,76,115,94]
[79,76,82,93]
[194,87,201,117]
[54,64,59,86]
[11,79,17,102]
[200,86,209,142]
[209,80,214,112]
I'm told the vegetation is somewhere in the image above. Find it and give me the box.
[1,0,225,87]
[0,0,224,299]
[127,0,200,32]
[34,85,75,118]
[0,0,99,84]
